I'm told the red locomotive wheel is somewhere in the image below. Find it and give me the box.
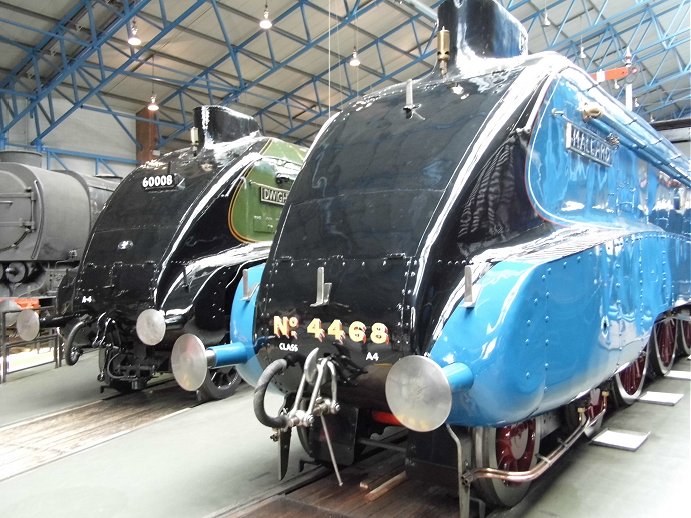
[651,318,677,376]
[563,387,608,437]
[612,345,648,407]
[585,389,607,422]
[495,421,537,474]
[677,318,691,357]
[473,418,541,508]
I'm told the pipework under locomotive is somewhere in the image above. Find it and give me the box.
[19,106,306,401]
[170,0,690,510]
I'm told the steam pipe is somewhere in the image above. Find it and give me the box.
[463,404,605,485]
[63,318,89,365]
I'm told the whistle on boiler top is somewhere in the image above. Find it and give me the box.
[190,127,199,157]
[437,27,451,77]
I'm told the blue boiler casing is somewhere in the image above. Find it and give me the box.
[428,66,690,426]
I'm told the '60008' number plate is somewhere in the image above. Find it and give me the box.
[142,173,176,190]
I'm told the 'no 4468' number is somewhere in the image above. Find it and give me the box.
[273,316,389,345]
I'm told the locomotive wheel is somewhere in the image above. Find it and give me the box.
[677,318,691,357]
[473,418,541,508]
[563,388,607,438]
[197,366,241,402]
[650,318,677,377]
[611,345,648,407]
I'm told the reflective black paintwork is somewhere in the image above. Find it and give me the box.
[74,139,263,329]
[60,106,306,389]
[439,0,527,60]
[254,61,550,405]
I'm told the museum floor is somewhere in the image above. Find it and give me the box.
[0,352,688,518]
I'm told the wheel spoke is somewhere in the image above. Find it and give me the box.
[474,418,540,506]
[656,320,676,367]
[586,392,606,420]
[198,366,241,401]
[620,357,643,395]
[680,320,691,356]
[652,318,677,376]
[495,421,535,472]
[612,343,648,407]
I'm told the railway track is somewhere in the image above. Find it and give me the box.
[212,359,690,518]
[216,439,481,518]
[0,379,198,481]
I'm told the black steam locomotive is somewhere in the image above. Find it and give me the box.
[20,106,306,400]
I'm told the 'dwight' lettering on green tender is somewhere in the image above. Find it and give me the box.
[228,139,307,242]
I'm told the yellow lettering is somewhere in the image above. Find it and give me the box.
[273,316,289,337]
[307,318,325,341]
[348,321,367,343]
[371,323,389,345]
[273,316,298,338]
[327,319,345,342]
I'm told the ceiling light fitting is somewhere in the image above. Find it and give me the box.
[128,19,141,46]
[624,46,632,67]
[147,94,159,112]
[541,1,551,27]
[349,48,360,67]
[579,45,586,60]
[542,12,551,27]
[259,3,272,29]
[147,54,158,112]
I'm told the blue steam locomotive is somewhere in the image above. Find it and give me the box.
[171,0,690,510]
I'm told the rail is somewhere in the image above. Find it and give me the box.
[0,298,61,384]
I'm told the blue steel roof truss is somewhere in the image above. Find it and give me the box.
[0,0,688,165]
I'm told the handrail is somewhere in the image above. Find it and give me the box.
[0,300,60,384]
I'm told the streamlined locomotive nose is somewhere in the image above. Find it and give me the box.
[255,254,412,397]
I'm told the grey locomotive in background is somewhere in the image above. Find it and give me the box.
[0,150,119,300]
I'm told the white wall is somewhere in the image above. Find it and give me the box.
[3,98,137,177]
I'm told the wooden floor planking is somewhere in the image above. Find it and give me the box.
[0,383,195,481]
[229,450,462,518]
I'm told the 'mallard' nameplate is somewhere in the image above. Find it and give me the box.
[259,184,289,206]
[565,122,614,167]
